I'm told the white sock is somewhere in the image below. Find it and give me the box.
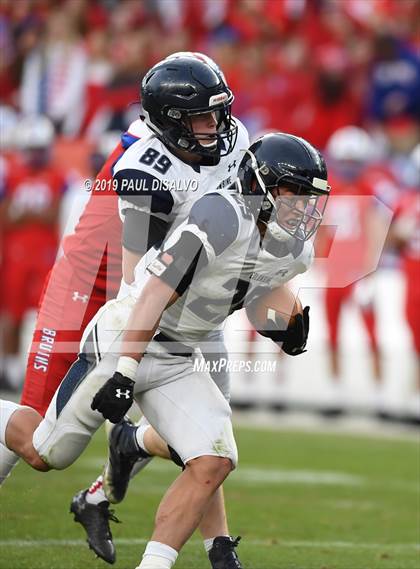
[130,419,154,477]
[0,400,22,446]
[136,541,178,569]
[204,537,215,553]
[0,443,19,485]
[4,356,23,389]
[136,557,174,569]
[135,423,152,454]
[85,475,108,505]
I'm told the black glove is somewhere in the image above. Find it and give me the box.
[281,306,310,356]
[91,372,135,423]
[259,306,310,356]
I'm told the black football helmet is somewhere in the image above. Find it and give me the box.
[140,56,237,158]
[237,133,330,241]
[164,51,227,83]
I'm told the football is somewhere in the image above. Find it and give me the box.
[246,286,303,331]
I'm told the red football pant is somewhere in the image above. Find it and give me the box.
[325,284,378,351]
[20,256,114,416]
[2,237,57,323]
[406,277,420,355]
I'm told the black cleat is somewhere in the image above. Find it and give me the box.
[209,536,243,569]
[103,418,150,504]
[70,490,120,564]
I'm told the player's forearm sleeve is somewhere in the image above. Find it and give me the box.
[122,209,169,254]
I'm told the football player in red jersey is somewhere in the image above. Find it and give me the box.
[1,116,64,391]
[320,126,385,414]
[388,145,420,422]
[0,109,20,356]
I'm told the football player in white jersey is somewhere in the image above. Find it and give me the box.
[0,132,330,569]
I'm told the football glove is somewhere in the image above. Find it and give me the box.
[259,306,310,356]
[91,372,135,423]
[281,306,310,356]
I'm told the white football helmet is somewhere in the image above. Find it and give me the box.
[326,126,376,163]
[410,143,420,171]
[97,130,121,159]
[0,105,19,150]
[18,115,55,150]
[401,143,420,187]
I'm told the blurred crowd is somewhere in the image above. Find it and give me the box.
[0,0,419,419]
[0,0,419,143]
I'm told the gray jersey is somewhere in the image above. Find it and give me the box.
[145,189,313,344]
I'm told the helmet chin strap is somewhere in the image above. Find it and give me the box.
[244,149,290,239]
[243,148,278,210]
[199,140,218,148]
[265,221,297,244]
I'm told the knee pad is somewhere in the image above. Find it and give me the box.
[32,357,114,470]
[184,420,238,470]
[33,420,92,470]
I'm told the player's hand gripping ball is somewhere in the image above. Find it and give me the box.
[91,372,135,423]
[247,286,310,356]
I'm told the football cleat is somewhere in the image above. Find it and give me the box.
[70,490,120,564]
[209,536,243,569]
[103,418,151,504]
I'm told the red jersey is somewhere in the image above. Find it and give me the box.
[362,162,401,210]
[322,172,374,286]
[62,120,145,297]
[5,162,65,250]
[393,191,420,272]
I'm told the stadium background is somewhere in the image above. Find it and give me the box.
[1,0,419,418]
[0,2,419,568]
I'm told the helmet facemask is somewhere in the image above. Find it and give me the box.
[241,149,329,242]
[164,97,238,158]
[267,184,328,242]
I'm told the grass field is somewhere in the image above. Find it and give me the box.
[0,424,419,569]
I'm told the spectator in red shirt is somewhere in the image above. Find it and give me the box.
[388,145,420,422]
[1,115,65,389]
[319,126,385,413]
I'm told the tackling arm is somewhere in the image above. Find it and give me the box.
[121,227,209,362]
[91,228,208,423]
[120,275,179,362]
[90,274,179,423]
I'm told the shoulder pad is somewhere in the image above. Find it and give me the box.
[189,192,239,255]
[233,116,250,148]
[294,241,314,274]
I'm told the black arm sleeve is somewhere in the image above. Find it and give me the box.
[122,209,169,254]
